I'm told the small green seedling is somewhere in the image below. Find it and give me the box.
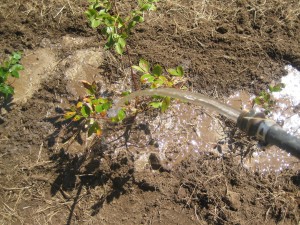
[85,0,158,54]
[0,52,24,98]
[64,80,126,137]
[253,83,285,114]
[133,59,185,112]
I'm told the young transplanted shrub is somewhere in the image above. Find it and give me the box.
[85,0,158,54]
[0,52,23,98]
[63,59,186,137]
[63,0,186,140]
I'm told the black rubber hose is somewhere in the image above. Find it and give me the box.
[237,110,300,159]
[265,124,300,159]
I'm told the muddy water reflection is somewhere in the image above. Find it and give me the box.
[227,65,300,173]
[130,66,300,173]
[148,104,223,168]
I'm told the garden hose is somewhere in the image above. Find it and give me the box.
[115,88,300,159]
[237,110,300,159]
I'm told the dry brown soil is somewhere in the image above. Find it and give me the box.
[0,0,300,224]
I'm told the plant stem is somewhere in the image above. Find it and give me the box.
[125,45,140,91]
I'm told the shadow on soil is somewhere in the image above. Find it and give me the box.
[49,147,134,224]
[46,112,156,224]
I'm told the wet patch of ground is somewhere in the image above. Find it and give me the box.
[0,0,300,224]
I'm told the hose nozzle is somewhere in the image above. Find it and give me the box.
[237,110,300,159]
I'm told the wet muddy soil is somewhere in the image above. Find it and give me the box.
[0,0,300,224]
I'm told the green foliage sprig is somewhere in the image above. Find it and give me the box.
[64,80,126,137]
[253,83,285,114]
[133,59,185,112]
[85,0,158,54]
[0,52,23,98]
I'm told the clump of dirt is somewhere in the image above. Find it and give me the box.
[0,0,299,224]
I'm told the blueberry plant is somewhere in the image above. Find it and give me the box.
[85,0,158,54]
[64,0,186,137]
[0,52,23,99]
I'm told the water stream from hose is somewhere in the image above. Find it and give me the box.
[114,88,242,122]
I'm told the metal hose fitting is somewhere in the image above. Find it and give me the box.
[237,110,300,159]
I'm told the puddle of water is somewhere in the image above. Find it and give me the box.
[128,66,300,173]
[272,65,300,106]
[10,48,57,103]
[226,90,252,110]
[130,104,219,169]
[149,103,223,168]
[227,65,300,173]
[110,102,225,171]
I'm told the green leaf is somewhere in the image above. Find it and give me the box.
[11,71,20,78]
[102,102,111,110]
[161,97,170,113]
[122,91,131,96]
[167,68,178,76]
[167,66,184,76]
[152,65,162,76]
[85,9,95,17]
[132,65,145,73]
[118,37,126,48]
[81,105,91,118]
[117,109,126,121]
[269,83,285,92]
[10,64,23,72]
[91,18,101,28]
[0,83,14,98]
[153,78,164,87]
[88,121,101,137]
[141,74,154,83]
[115,42,124,55]
[140,3,156,11]
[12,52,22,60]
[95,104,104,113]
[176,66,184,76]
[132,15,144,22]
[157,75,168,84]
[105,34,115,49]
[73,115,82,121]
[95,102,111,112]
[128,21,137,30]
[149,101,162,108]
[64,111,76,120]
[253,97,262,105]
[81,80,96,95]
[0,68,6,78]
[92,98,107,105]
[139,59,150,73]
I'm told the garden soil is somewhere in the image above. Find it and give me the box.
[0,0,300,224]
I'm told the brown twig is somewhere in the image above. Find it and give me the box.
[125,45,140,91]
